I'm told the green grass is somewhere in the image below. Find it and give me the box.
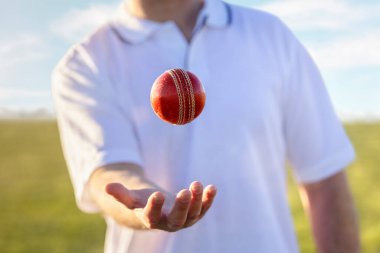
[288,123,380,253]
[0,121,105,253]
[0,120,379,252]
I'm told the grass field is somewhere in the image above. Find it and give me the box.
[0,120,379,252]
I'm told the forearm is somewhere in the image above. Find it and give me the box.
[88,163,160,229]
[301,171,360,253]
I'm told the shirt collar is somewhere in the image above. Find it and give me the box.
[204,0,231,28]
[111,0,231,44]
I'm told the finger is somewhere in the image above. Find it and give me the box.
[105,183,142,209]
[199,185,217,218]
[142,192,165,229]
[186,181,203,224]
[167,189,191,231]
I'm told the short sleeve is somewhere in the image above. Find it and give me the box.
[281,23,355,184]
[52,45,143,213]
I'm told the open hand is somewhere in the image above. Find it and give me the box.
[105,181,217,232]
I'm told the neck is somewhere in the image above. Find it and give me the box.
[126,0,204,41]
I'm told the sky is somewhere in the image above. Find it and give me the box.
[0,0,379,121]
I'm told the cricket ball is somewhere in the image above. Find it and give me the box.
[150,69,206,125]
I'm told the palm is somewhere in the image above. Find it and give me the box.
[106,182,216,232]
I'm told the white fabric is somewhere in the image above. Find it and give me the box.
[52,0,355,252]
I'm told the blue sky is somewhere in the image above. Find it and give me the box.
[0,0,379,120]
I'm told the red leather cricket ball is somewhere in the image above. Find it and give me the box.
[150,69,206,125]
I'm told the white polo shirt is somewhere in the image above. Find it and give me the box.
[52,0,355,252]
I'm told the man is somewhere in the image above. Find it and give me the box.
[52,0,360,252]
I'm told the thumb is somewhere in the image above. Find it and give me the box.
[105,183,141,209]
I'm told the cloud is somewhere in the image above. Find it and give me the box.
[0,34,47,70]
[257,0,380,70]
[308,32,380,69]
[254,0,380,119]
[338,111,380,123]
[258,0,380,31]
[50,3,119,43]
[0,88,50,100]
